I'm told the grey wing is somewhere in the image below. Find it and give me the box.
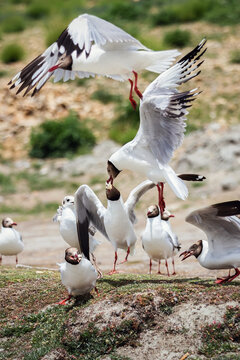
[139,88,200,165]
[74,185,108,259]
[69,14,148,51]
[139,40,206,165]
[186,200,240,253]
[52,205,63,223]
[124,180,155,223]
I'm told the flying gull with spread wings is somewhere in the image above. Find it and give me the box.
[8,13,180,109]
[107,39,207,214]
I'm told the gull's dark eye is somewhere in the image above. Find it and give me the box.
[67,199,70,202]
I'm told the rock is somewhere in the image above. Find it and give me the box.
[221,177,238,191]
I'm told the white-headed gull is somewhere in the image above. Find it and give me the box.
[53,195,101,276]
[141,206,180,275]
[180,200,240,284]
[0,217,23,265]
[8,13,180,109]
[75,180,155,274]
[107,39,206,212]
[58,247,98,305]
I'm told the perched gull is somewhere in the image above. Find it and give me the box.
[58,247,98,305]
[0,217,23,265]
[180,200,240,284]
[141,206,180,275]
[107,39,207,214]
[8,13,180,109]
[75,180,155,274]
[53,195,101,276]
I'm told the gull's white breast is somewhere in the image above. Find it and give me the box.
[0,228,23,255]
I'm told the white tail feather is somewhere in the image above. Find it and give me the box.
[163,168,188,200]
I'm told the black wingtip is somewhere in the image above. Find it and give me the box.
[178,174,206,182]
[8,80,12,85]
[212,200,240,217]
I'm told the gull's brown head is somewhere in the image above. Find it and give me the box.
[49,54,72,72]
[106,182,120,201]
[65,247,82,265]
[161,209,175,221]
[179,240,203,261]
[107,161,121,184]
[2,217,17,228]
[147,205,159,218]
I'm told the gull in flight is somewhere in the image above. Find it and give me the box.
[8,13,180,109]
[107,39,206,214]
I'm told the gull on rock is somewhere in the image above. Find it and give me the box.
[107,39,207,214]
[58,247,98,305]
[180,200,240,284]
[75,180,155,274]
[53,195,101,276]
[8,13,180,109]
[141,206,180,275]
[0,217,23,265]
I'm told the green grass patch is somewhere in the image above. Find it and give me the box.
[230,50,240,64]
[15,171,65,191]
[0,173,16,194]
[1,16,26,33]
[1,43,24,64]
[0,202,59,216]
[91,87,122,104]
[199,305,240,357]
[26,2,51,19]
[29,112,96,159]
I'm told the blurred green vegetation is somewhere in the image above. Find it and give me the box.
[29,112,96,159]
[163,29,192,48]
[0,0,240,39]
[1,43,24,63]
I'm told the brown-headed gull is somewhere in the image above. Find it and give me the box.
[0,217,23,265]
[58,247,98,305]
[180,200,240,284]
[75,180,155,274]
[53,195,102,276]
[141,206,180,275]
[107,39,206,214]
[8,13,180,109]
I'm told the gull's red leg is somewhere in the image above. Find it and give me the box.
[157,260,161,274]
[172,257,176,275]
[133,71,143,99]
[95,287,100,297]
[118,246,130,265]
[108,251,118,275]
[165,259,170,277]
[157,183,165,216]
[216,268,240,284]
[128,79,137,110]
[0,255,2,265]
[149,258,152,274]
[16,256,18,265]
[58,294,72,305]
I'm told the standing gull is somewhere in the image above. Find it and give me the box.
[0,217,23,265]
[180,200,240,284]
[58,247,98,305]
[107,39,207,214]
[141,206,180,275]
[8,13,180,109]
[75,180,155,274]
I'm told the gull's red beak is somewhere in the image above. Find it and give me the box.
[169,215,175,218]
[179,250,194,261]
[12,222,17,226]
[49,64,60,72]
[106,175,113,184]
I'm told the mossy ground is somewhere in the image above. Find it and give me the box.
[0,267,240,359]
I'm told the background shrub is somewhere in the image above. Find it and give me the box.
[163,29,192,48]
[27,2,50,19]
[2,16,26,33]
[1,43,24,63]
[29,112,96,159]
[230,50,240,64]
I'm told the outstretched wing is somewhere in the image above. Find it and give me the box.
[186,200,240,253]
[124,180,155,223]
[8,13,147,96]
[138,39,206,166]
[74,184,108,259]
